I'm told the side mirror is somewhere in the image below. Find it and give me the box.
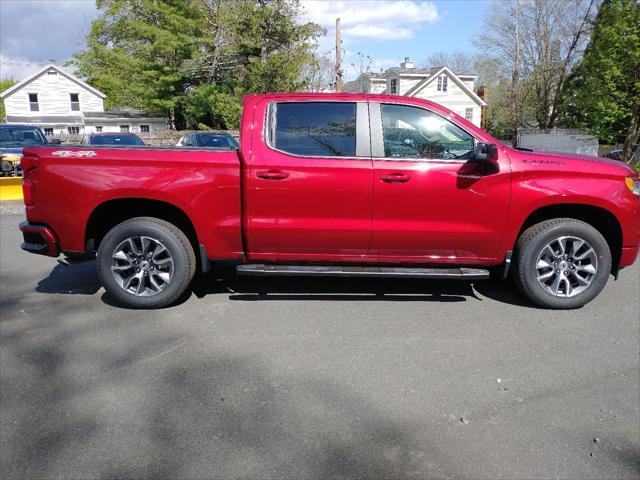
[48,138,62,145]
[473,142,498,162]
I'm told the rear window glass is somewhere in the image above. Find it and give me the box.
[271,102,356,157]
[197,134,238,148]
[90,135,144,145]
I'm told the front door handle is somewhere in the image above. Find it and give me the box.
[257,170,289,180]
[380,173,411,183]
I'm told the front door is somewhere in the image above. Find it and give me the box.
[369,102,511,264]
[245,100,373,261]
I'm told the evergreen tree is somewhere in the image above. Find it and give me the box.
[72,0,321,129]
[560,0,640,161]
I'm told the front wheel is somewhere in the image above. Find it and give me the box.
[512,219,611,309]
[97,217,196,309]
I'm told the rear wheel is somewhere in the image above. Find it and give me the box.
[97,217,196,309]
[512,218,611,309]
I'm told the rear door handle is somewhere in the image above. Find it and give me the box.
[380,173,411,183]
[257,170,289,180]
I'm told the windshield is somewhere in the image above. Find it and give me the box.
[0,127,47,147]
[197,134,238,149]
[90,135,145,145]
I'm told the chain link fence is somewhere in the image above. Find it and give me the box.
[517,129,599,156]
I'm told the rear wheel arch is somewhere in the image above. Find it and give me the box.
[514,204,623,274]
[85,198,199,257]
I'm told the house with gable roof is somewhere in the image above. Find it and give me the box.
[1,62,167,136]
[344,57,485,127]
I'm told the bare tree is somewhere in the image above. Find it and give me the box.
[422,51,502,88]
[302,54,335,92]
[477,0,597,129]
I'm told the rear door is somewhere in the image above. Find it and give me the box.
[369,102,511,263]
[245,100,373,260]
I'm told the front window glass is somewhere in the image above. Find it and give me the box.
[272,102,356,157]
[381,104,474,160]
[0,127,47,146]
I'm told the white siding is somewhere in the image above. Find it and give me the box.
[398,77,422,95]
[412,73,481,126]
[3,70,104,116]
[369,81,386,94]
[85,120,168,133]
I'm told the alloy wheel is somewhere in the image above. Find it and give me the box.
[535,235,598,298]
[110,236,174,296]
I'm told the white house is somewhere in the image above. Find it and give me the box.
[344,57,486,127]
[0,63,167,135]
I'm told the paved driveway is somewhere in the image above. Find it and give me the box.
[1,210,638,479]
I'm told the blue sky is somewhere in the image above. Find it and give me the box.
[302,1,491,78]
[0,0,491,81]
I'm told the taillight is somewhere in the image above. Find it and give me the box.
[21,151,39,177]
[22,179,33,206]
[21,152,39,206]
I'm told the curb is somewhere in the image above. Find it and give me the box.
[0,177,23,201]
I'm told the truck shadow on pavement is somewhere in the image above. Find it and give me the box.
[35,260,102,295]
[32,259,534,308]
[0,304,459,479]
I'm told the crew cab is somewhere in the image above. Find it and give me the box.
[19,93,640,309]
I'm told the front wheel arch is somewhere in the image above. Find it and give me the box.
[512,204,622,275]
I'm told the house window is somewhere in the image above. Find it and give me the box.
[28,93,39,111]
[437,75,448,92]
[70,93,80,111]
[465,108,473,121]
[95,126,103,132]
[120,125,129,132]
[390,78,398,94]
[44,128,54,136]
[68,126,80,134]
[140,125,150,133]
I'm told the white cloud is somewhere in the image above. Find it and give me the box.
[301,1,440,41]
[300,1,440,80]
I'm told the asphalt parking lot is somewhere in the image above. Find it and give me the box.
[1,207,639,479]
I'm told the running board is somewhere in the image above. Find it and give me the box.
[236,264,490,280]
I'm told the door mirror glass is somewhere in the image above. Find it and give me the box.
[48,138,62,145]
[473,142,498,162]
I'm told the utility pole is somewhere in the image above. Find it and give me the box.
[335,17,343,93]
[510,1,520,147]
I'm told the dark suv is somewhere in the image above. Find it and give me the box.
[0,124,59,176]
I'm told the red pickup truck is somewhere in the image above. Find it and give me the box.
[19,93,640,309]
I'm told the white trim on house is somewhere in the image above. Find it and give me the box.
[404,66,486,107]
[0,64,106,100]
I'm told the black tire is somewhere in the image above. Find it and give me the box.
[97,217,196,309]
[512,218,611,309]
